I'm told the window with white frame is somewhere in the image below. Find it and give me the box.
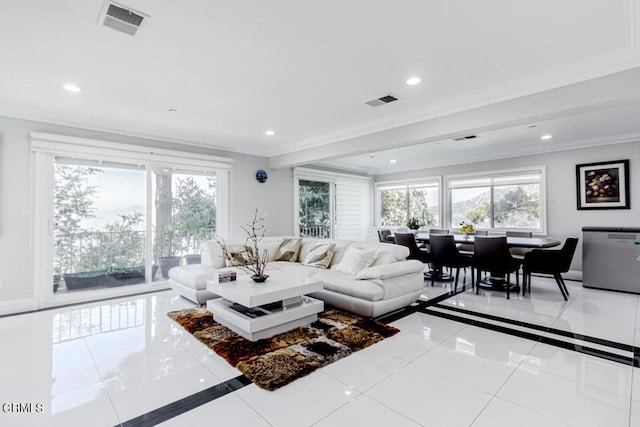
[447,167,545,232]
[376,179,440,227]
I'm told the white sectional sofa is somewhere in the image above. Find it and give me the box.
[168,236,425,317]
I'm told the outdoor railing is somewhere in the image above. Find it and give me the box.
[54,228,216,274]
[299,224,330,239]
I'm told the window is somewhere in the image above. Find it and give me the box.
[447,168,545,232]
[376,179,440,227]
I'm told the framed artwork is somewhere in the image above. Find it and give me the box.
[576,159,630,210]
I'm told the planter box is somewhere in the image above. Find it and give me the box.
[64,265,159,290]
[108,265,159,285]
[183,254,202,265]
[63,271,115,290]
[159,256,182,278]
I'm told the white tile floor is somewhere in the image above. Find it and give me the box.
[1,275,639,426]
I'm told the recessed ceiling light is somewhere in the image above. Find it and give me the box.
[540,134,553,140]
[265,130,275,136]
[168,108,177,113]
[62,83,82,93]
[406,77,422,86]
[389,159,397,164]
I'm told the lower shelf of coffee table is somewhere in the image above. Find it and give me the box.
[207,296,324,341]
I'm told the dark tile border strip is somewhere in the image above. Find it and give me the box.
[116,375,252,427]
[374,289,457,324]
[0,288,172,319]
[421,308,635,367]
[433,303,634,352]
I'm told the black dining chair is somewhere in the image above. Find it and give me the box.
[394,232,432,280]
[378,229,394,243]
[457,230,487,254]
[429,234,474,292]
[506,230,533,259]
[473,236,522,299]
[522,237,578,301]
[429,228,449,235]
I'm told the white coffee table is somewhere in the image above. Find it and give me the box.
[206,270,324,341]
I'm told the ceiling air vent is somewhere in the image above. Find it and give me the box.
[366,94,399,107]
[98,1,149,36]
[453,135,478,141]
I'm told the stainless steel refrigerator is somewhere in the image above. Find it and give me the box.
[582,227,640,293]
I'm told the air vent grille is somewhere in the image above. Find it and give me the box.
[453,135,478,141]
[99,1,148,36]
[365,94,399,107]
[107,4,144,26]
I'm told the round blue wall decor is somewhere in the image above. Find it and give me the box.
[256,169,268,183]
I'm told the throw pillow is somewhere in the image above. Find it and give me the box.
[332,246,377,275]
[302,243,336,269]
[275,237,302,262]
[224,244,253,267]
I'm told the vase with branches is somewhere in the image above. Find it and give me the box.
[216,210,270,282]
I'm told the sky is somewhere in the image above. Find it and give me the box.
[64,166,214,231]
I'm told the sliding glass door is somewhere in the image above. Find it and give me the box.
[298,179,333,238]
[51,161,218,297]
[295,169,372,241]
[152,168,217,278]
[32,132,231,308]
[53,159,147,294]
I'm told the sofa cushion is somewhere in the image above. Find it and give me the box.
[201,240,225,268]
[310,269,384,301]
[302,243,335,268]
[331,246,377,275]
[168,264,216,290]
[274,237,302,261]
[297,239,353,266]
[356,260,424,280]
[224,244,253,267]
[266,261,320,281]
[348,241,409,266]
[259,237,285,262]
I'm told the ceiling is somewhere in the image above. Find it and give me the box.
[1,0,640,172]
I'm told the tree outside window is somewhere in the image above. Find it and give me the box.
[378,182,439,227]
[449,171,542,231]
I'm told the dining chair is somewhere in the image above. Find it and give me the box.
[457,230,487,254]
[429,228,449,235]
[522,237,578,301]
[394,232,432,282]
[506,231,533,258]
[377,229,394,243]
[473,236,522,299]
[429,234,474,292]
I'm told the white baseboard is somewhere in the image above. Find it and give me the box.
[0,298,35,316]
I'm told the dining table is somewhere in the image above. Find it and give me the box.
[414,233,561,249]
[414,233,562,292]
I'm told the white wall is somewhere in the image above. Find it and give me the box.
[229,152,294,237]
[376,141,640,272]
[0,116,293,311]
